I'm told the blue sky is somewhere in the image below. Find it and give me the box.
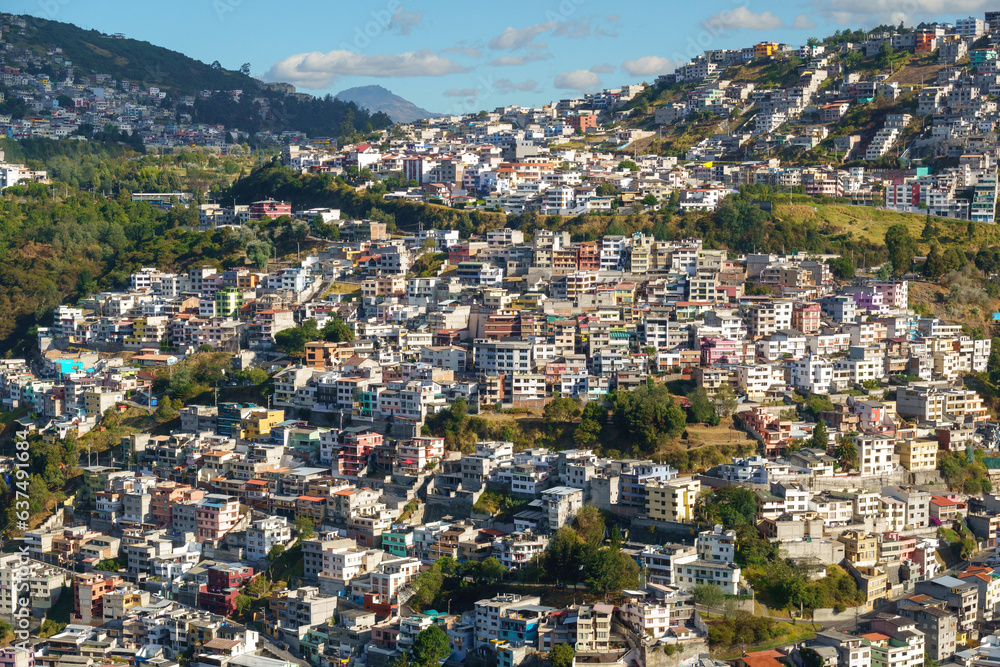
[11,0,993,112]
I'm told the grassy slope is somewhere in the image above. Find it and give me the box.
[774,202,994,248]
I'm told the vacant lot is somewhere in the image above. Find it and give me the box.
[888,52,947,86]
[774,203,929,247]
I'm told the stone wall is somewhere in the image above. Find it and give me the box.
[641,640,712,667]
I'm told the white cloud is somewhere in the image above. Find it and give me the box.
[441,42,483,58]
[554,69,601,91]
[621,56,679,77]
[443,88,479,97]
[702,7,785,32]
[265,49,470,89]
[388,7,422,35]
[489,52,551,67]
[793,14,818,29]
[814,0,990,25]
[489,23,557,51]
[487,17,608,53]
[493,78,540,93]
[595,15,620,38]
[590,63,616,74]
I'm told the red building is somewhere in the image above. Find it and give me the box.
[448,244,476,263]
[249,199,292,220]
[200,564,255,616]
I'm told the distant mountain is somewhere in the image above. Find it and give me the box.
[335,85,440,123]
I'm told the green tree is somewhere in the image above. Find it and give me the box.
[544,527,583,582]
[321,317,355,343]
[294,516,315,540]
[712,384,738,419]
[810,420,829,449]
[585,546,640,597]
[573,506,606,548]
[705,486,759,528]
[408,567,443,611]
[154,398,179,424]
[885,225,916,275]
[876,261,894,280]
[274,320,320,358]
[479,556,506,583]
[834,437,859,471]
[611,382,687,452]
[688,388,717,424]
[988,337,1000,385]
[411,626,450,667]
[642,194,659,207]
[923,242,947,278]
[618,160,639,172]
[550,644,575,667]
[235,593,253,616]
[827,256,855,280]
[95,558,120,572]
[692,583,727,607]
[247,575,268,597]
[544,396,582,423]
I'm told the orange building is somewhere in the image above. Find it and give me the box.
[754,42,779,58]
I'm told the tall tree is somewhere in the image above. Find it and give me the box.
[884,224,917,275]
[584,547,640,597]
[544,527,583,582]
[810,420,829,449]
[573,506,606,549]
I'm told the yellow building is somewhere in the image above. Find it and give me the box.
[845,562,888,611]
[241,408,285,442]
[894,437,938,472]
[646,477,700,522]
[838,530,879,565]
[512,293,545,310]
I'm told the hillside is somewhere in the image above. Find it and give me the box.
[336,85,441,124]
[2,13,393,139]
[6,13,257,95]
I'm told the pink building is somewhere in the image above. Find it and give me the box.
[700,337,740,366]
[792,302,822,334]
[196,494,240,542]
[334,429,384,477]
[873,281,908,309]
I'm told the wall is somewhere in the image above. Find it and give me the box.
[810,604,867,622]
[641,640,712,667]
[779,538,846,564]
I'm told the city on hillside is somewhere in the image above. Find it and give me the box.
[5,7,1000,667]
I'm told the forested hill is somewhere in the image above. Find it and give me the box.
[2,13,393,138]
[6,13,257,95]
